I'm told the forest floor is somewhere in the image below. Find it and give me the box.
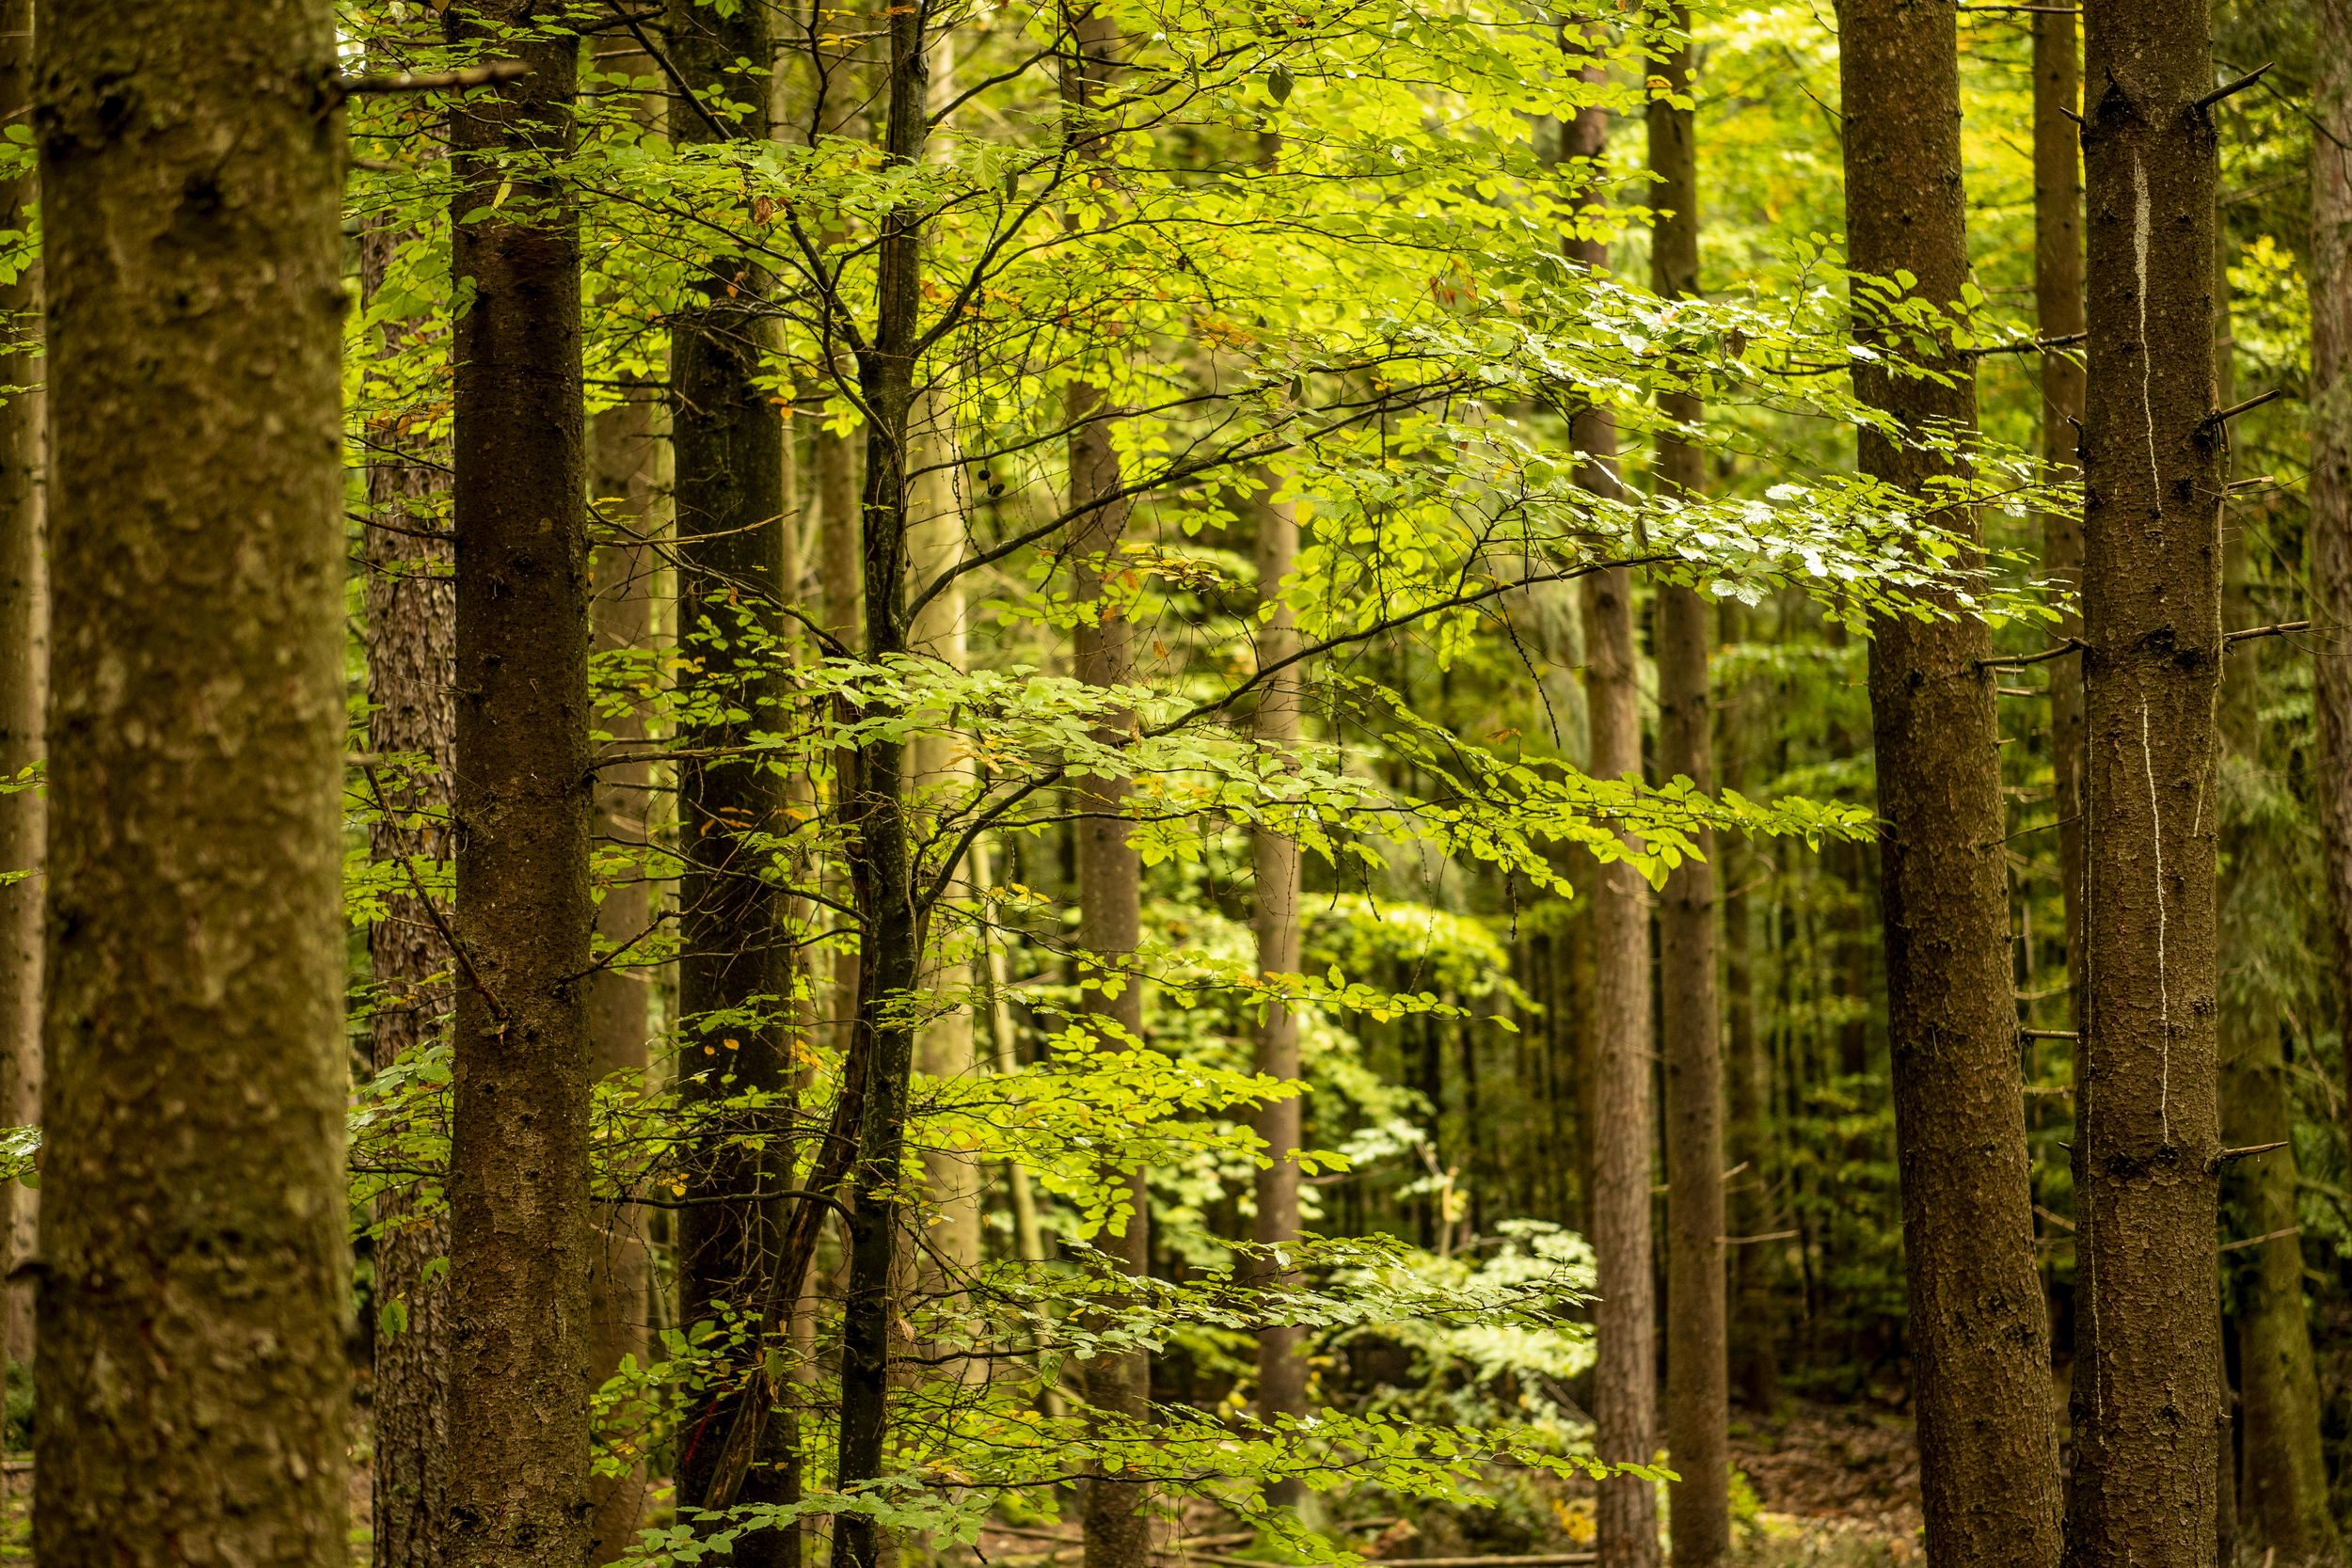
[1728,1406,1924,1564]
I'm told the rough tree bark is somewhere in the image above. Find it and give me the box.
[2215,555,2337,1563]
[1716,600,1778,1415]
[442,7,597,1564]
[666,0,798,1544]
[2314,1,2352,1176]
[1560,37,1657,1567]
[31,2,351,1561]
[1646,13,1726,1563]
[360,204,457,1568]
[2066,2,2227,1562]
[0,0,40,1377]
[2034,3,2088,1033]
[1835,5,2062,1565]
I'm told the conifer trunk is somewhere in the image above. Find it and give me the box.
[1835,5,2061,1564]
[32,2,351,1560]
[667,0,798,1540]
[2034,6,2088,1033]
[1646,15,1726,1561]
[442,8,597,1563]
[2066,2,2226,1561]
[2314,1,2352,1168]
[0,0,39,1377]
[360,205,457,1568]
[1562,47,1657,1568]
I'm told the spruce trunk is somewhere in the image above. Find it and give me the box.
[1836,5,2061,1563]
[0,0,35,1379]
[2067,2,2226,1561]
[2314,3,2352,1172]
[1647,14,1726,1561]
[360,206,457,1568]
[442,10,597,1563]
[32,1,351,1559]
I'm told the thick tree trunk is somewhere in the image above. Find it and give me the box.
[1561,48,1657,1568]
[1646,17,1726,1563]
[1836,6,2062,1565]
[442,9,597,1564]
[588,369,660,1565]
[2034,6,2088,1036]
[360,209,457,1568]
[1249,466,1307,1508]
[0,0,39,1378]
[666,2,798,1544]
[2314,1,2352,1170]
[31,3,351,1560]
[2066,3,2226,1562]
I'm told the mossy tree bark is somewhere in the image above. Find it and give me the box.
[1646,14,1726,1563]
[1836,4,2062,1564]
[32,1,351,1560]
[2066,2,2227,1562]
[441,7,596,1563]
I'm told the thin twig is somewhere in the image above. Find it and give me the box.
[1962,332,2085,357]
[360,764,507,1025]
[2204,388,2283,428]
[2219,1225,2299,1253]
[2214,1141,2291,1167]
[2224,619,2311,644]
[334,61,531,97]
[2194,62,2274,114]
[1977,636,2086,671]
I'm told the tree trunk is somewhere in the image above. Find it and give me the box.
[1060,10,1153,1567]
[0,0,39,1379]
[588,364,661,1565]
[442,8,597,1564]
[1561,41,1658,1568]
[2034,3,2088,1040]
[2314,1,2352,1174]
[827,8,932,1563]
[666,1,798,1544]
[1716,608,1778,1415]
[31,3,351,1560]
[360,203,457,1568]
[1836,5,2062,1564]
[1647,16,1726,1563]
[2066,2,2226,1561]
[1249,461,1307,1508]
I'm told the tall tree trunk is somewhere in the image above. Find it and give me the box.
[1715,608,1778,1415]
[588,366,661,1565]
[361,208,457,1568]
[2216,553,2338,1564]
[2034,3,2088,1040]
[1562,42,1658,1568]
[2314,1,2352,1174]
[828,6,931,1562]
[1249,459,1307,1508]
[667,0,797,1544]
[442,9,597,1564]
[1647,14,1726,1563]
[31,2,350,1560]
[2067,2,2226,1561]
[1060,10,1153,1567]
[1836,4,2061,1563]
[0,0,39,1378]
